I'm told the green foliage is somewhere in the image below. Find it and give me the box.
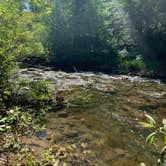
[46,0,116,71]
[0,107,45,153]
[1,0,165,75]
[123,0,166,73]
[139,114,166,165]
[43,0,166,75]
[1,79,50,111]
[17,146,60,166]
[18,79,49,101]
[0,0,47,89]
[117,49,145,73]
[1,0,165,80]
[0,79,50,154]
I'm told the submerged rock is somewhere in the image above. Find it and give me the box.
[57,113,68,118]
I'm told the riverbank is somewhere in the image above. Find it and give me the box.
[19,60,166,83]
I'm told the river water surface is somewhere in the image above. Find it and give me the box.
[17,67,166,166]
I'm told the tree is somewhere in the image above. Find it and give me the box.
[46,0,116,71]
[0,0,47,89]
[123,0,166,74]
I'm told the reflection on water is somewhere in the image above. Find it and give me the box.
[17,67,166,165]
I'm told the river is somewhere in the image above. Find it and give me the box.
[16,67,166,166]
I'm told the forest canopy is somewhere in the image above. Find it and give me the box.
[44,0,166,75]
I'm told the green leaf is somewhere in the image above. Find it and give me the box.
[46,7,52,14]
[3,90,11,95]
[146,132,156,144]
[163,119,166,131]
[0,117,7,123]
[164,134,166,146]
[0,125,6,131]
[138,122,155,128]
[145,114,156,126]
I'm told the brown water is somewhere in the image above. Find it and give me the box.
[17,67,166,165]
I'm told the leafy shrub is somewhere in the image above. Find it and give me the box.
[2,79,50,109]
[129,59,145,72]
[0,107,45,152]
[0,81,50,154]
[139,114,166,165]
[118,55,145,73]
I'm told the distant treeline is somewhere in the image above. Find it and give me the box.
[44,0,166,76]
[0,0,166,88]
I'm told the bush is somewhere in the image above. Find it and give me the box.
[139,114,166,165]
[118,56,145,73]
[145,61,161,74]
[1,79,51,111]
[0,80,51,156]
[129,59,145,72]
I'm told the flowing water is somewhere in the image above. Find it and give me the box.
[16,67,166,166]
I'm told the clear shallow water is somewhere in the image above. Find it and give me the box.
[17,67,166,165]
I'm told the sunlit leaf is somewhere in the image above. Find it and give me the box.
[146,132,156,144]
[140,162,146,166]
[138,122,155,128]
[164,134,166,146]
[0,125,6,131]
[46,7,52,14]
[3,90,11,95]
[163,119,166,131]
[145,114,156,126]
[0,117,7,123]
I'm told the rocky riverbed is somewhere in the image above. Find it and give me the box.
[15,67,166,165]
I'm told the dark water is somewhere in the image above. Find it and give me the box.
[17,68,166,165]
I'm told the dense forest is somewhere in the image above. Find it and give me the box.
[0,0,166,165]
[46,0,166,75]
[1,0,166,80]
